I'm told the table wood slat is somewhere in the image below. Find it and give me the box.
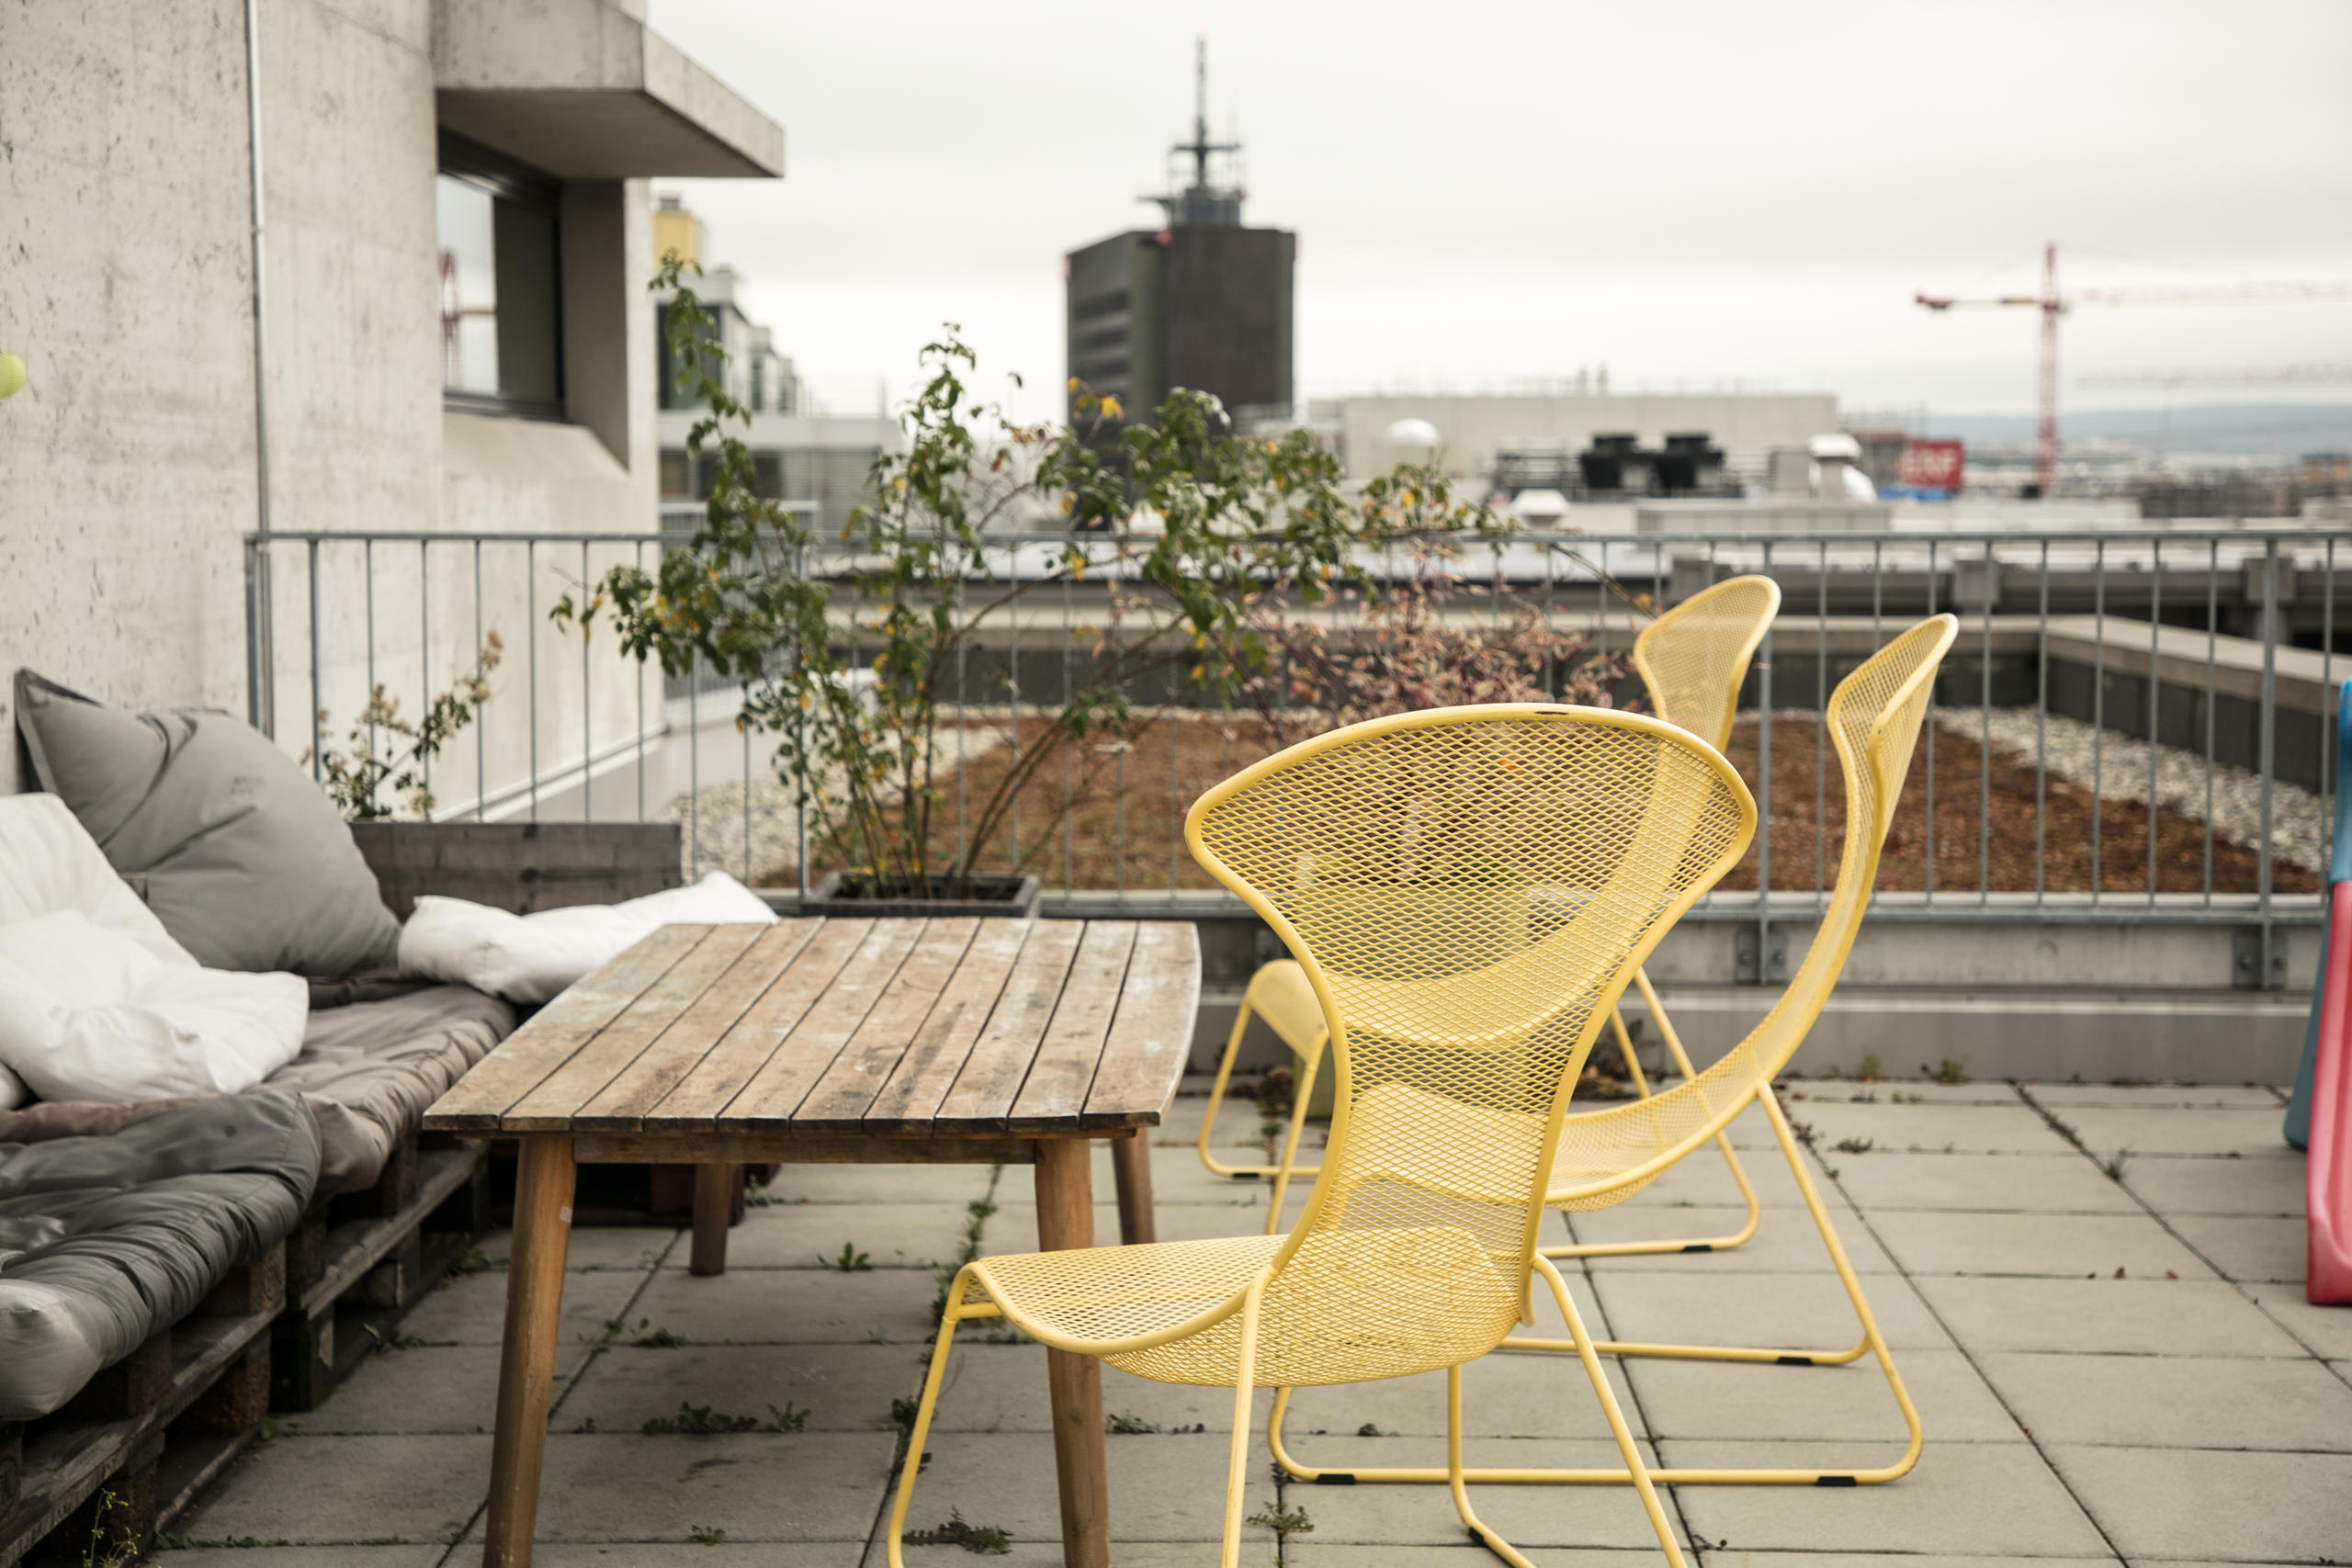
[424,924,706,1132]
[571,920,825,1132]
[789,918,982,1132]
[1007,921,1138,1134]
[643,918,878,1131]
[857,919,1038,1134]
[931,920,1086,1130]
[715,919,929,1132]
[1080,920,1204,1129]
[503,924,770,1131]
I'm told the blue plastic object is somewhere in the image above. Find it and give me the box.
[2286,680,2352,1148]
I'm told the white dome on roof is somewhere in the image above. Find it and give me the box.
[1384,417,1442,449]
[1809,433,1863,461]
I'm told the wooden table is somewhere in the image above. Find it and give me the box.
[424,916,1201,1568]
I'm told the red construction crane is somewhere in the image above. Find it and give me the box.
[1915,243,2352,496]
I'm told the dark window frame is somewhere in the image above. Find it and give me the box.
[437,130,566,422]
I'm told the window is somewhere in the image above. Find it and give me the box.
[436,132,562,417]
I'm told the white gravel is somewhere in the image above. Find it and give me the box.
[1937,705,2327,874]
[661,724,1012,886]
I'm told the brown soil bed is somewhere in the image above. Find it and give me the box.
[766,713,2311,897]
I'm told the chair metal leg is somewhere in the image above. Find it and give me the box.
[1266,1092,1922,1488]
[1262,1042,1321,1235]
[1219,1279,1268,1568]
[1197,998,1324,1189]
[886,1280,971,1568]
[1544,971,1762,1260]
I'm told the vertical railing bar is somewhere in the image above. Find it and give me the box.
[1925,537,1938,901]
[956,563,969,882]
[795,539,809,901]
[634,540,647,825]
[2147,543,2162,904]
[521,542,538,819]
[1062,563,1075,893]
[1008,543,1021,876]
[244,538,265,732]
[364,538,377,798]
[1541,540,1557,700]
[1757,537,1774,965]
[1816,538,1827,900]
[2036,541,2050,907]
[582,540,594,825]
[2091,540,2105,903]
[2326,538,2338,886]
[688,642,699,877]
[2259,538,2279,986]
[1594,536,1609,662]
[419,541,432,812]
[1980,541,1993,904]
[2203,539,2218,904]
[473,539,485,820]
[306,538,323,784]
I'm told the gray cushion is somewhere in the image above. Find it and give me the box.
[14,670,401,976]
[0,1092,320,1420]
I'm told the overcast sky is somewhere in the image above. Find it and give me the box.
[649,0,2352,424]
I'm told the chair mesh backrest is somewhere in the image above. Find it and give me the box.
[1186,706,1752,1375]
[1729,614,1958,1080]
[1634,575,1782,750]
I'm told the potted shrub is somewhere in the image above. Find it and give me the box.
[559,258,1516,913]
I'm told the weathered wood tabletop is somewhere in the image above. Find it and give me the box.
[424,916,1201,1568]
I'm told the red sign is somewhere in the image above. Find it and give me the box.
[1898,438,1965,493]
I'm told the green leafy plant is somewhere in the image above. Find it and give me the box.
[1832,1136,1875,1155]
[558,260,1518,897]
[766,1401,811,1433]
[1246,1501,1315,1539]
[1107,1411,1162,1435]
[825,1243,875,1273]
[905,1510,1012,1555]
[308,634,503,820]
[641,1400,802,1436]
[1356,1421,1386,1437]
[687,1524,727,1546]
[1932,1057,1972,1085]
[1857,1052,1883,1082]
[363,1324,428,1353]
[2103,1149,2132,1182]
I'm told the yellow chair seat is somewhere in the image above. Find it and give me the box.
[964,1224,1521,1390]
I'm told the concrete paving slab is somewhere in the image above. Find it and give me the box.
[624,1264,944,1346]
[2046,1106,2291,1157]
[1587,1265,1953,1352]
[523,1549,898,1568]
[933,1342,1275,1435]
[1909,1274,2309,1357]
[2047,1444,2352,1562]
[1762,1103,2065,1156]
[1262,1436,1684,1550]
[907,1430,1278,1545]
[464,1432,896,1543]
[1625,1347,2015,1443]
[1663,1438,2107,1558]
[2248,1288,2352,1359]
[1601,1138,1843,1210]
[1560,1205,1899,1274]
[2166,1214,2306,1284]
[1285,1551,1662,1568]
[724,1202,971,1269]
[2119,1151,2306,1216]
[1867,1209,2216,1280]
[2028,1083,2287,1110]
[401,1264,650,1371]
[155,1551,445,1567]
[1690,1558,2112,1568]
[902,1544,1272,1568]
[287,1344,506,1435]
[1829,1151,2139,1213]
[477,1225,680,1272]
[1977,1350,2352,1450]
[1790,1080,2029,1107]
[759,1164,995,1206]
[179,1433,492,1544]
[1096,1137,1304,1206]
[986,1198,1270,1253]
[563,1343,928,1436]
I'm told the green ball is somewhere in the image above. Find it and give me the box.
[0,353,24,399]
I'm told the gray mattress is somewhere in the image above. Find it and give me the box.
[0,1093,320,1420]
[0,983,514,1196]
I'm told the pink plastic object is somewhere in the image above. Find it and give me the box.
[2308,881,2352,1303]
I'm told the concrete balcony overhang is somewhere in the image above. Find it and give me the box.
[434,0,784,179]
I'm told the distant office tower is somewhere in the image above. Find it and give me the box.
[1064,39,1295,433]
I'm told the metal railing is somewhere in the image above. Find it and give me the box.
[246,522,2352,985]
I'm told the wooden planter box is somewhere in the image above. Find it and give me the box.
[349,820,684,919]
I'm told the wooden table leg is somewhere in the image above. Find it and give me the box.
[1109,1133,1156,1246]
[1034,1138,1108,1568]
[483,1136,575,1568]
[689,1163,734,1277]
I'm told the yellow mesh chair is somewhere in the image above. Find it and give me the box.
[1268,614,1958,1493]
[888,705,1756,1568]
[1196,574,1783,1247]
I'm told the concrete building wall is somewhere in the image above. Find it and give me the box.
[2,1,770,817]
[1328,392,1843,487]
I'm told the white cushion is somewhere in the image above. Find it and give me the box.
[0,794,193,966]
[397,872,777,1005]
[0,910,309,1101]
